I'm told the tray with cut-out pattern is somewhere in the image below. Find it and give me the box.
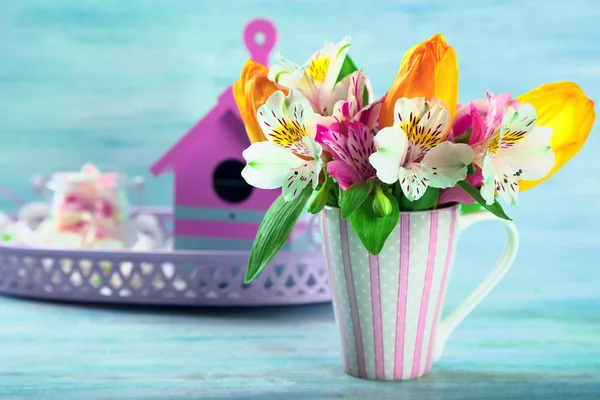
[0,208,330,307]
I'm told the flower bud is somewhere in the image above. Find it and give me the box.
[307,185,329,214]
[233,60,288,144]
[379,34,458,130]
[372,186,393,217]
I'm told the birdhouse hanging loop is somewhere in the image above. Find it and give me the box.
[243,18,277,66]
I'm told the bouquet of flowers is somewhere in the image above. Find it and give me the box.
[233,34,595,283]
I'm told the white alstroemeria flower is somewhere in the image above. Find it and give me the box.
[318,70,380,129]
[475,104,555,206]
[241,89,323,201]
[369,97,474,201]
[268,37,351,115]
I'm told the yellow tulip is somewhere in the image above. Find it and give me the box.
[233,60,287,144]
[517,82,596,191]
[379,34,459,129]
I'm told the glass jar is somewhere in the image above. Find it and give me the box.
[45,164,130,248]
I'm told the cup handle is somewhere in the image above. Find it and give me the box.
[433,210,519,362]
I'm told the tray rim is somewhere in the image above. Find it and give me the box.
[0,206,331,307]
[0,206,324,263]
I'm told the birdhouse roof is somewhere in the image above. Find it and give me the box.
[150,87,241,176]
[150,18,278,177]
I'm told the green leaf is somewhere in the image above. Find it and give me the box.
[460,202,485,214]
[393,181,403,203]
[362,84,369,106]
[326,185,340,208]
[349,191,400,255]
[456,181,512,221]
[340,180,374,220]
[307,176,331,214]
[400,187,440,212]
[336,54,358,84]
[454,127,472,144]
[307,190,328,214]
[467,163,476,175]
[245,187,312,283]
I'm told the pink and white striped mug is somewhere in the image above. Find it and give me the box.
[320,203,518,380]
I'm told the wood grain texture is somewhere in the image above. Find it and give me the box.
[0,244,599,400]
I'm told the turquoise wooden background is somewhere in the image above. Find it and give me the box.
[0,0,598,272]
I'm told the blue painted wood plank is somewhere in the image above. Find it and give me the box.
[174,206,266,224]
[174,235,255,251]
[0,242,599,399]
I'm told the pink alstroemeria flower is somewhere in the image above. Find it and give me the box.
[315,70,383,189]
[438,92,519,205]
[318,120,377,189]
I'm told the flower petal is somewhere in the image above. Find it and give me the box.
[480,155,496,205]
[516,81,596,191]
[394,97,427,126]
[412,99,451,158]
[257,89,317,156]
[486,92,518,138]
[482,103,536,156]
[357,98,383,130]
[399,165,429,201]
[322,37,351,90]
[346,122,377,179]
[380,34,459,130]
[325,72,353,115]
[302,135,323,159]
[282,159,320,201]
[394,97,450,161]
[318,124,354,164]
[499,103,537,146]
[233,60,285,143]
[269,54,319,106]
[362,75,375,107]
[369,126,409,184]
[420,141,474,188]
[241,141,304,189]
[301,136,324,190]
[452,99,487,140]
[327,160,362,190]
[438,186,476,206]
[268,54,305,87]
[329,70,366,121]
[497,126,555,181]
[468,101,487,144]
[348,70,368,109]
[480,154,519,206]
[318,122,375,183]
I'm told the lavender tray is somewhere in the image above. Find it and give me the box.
[0,208,331,307]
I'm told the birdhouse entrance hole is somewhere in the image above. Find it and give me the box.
[212,159,253,203]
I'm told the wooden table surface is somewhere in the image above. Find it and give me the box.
[0,234,599,400]
[0,296,598,399]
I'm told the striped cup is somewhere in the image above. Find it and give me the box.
[320,204,518,380]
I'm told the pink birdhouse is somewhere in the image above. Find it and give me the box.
[150,19,288,251]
